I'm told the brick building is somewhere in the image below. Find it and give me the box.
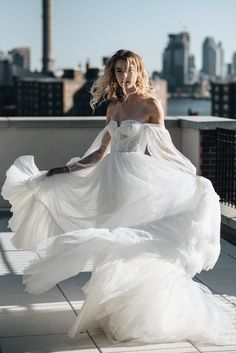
[16,75,83,116]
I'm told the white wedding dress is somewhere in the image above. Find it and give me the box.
[2,120,236,344]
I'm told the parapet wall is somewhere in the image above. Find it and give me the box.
[0,115,236,209]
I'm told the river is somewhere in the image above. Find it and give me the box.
[167,98,211,116]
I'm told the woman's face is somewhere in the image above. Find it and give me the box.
[114,60,138,92]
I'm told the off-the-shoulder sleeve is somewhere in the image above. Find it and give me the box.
[66,125,111,168]
[145,125,196,175]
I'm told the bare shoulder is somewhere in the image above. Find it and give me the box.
[106,100,119,123]
[145,97,165,126]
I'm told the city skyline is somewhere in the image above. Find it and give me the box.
[0,0,236,74]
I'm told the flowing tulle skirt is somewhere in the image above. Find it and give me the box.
[2,152,236,344]
[23,226,236,345]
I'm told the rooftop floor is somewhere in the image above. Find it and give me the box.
[0,227,236,353]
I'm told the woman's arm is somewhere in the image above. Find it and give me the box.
[47,130,111,176]
[46,105,113,177]
[65,130,111,173]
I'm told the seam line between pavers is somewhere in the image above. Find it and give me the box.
[195,276,236,308]
[187,339,203,353]
[222,249,236,262]
[36,251,79,316]
[56,283,78,316]
[86,330,102,353]
[0,332,73,339]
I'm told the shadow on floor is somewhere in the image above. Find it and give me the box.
[0,211,11,232]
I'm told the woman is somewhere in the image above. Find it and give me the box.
[2,49,236,344]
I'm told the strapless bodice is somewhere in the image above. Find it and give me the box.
[108,120,146,153]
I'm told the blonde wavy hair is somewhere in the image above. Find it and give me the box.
[90,49,156,110]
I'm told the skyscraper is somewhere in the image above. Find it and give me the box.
[188,55,197,83]
[232,52,236,75]
[216,42,224,78]
[0,50,4,61]
[202,37,224,79]
[202,37,216,77]
[162,32,190,92]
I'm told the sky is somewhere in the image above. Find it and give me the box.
[0,0,236,75]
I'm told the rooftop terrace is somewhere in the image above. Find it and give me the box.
[0,116,236,352]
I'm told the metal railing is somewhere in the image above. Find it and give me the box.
[216,128,236,208]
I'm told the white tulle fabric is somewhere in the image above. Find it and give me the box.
[2,120,236,344]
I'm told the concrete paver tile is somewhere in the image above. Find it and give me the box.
[195,344,236,352]
[58,272,91,313]
[89,330,199,352]
[0,232,18,251]
[0,332,99,353]
[214,253,236,269]
[197,268,236,295]
[221,239,236,258]
[0,249,77,337]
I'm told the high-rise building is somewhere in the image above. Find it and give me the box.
[202,37,217,77]
[188,55,197,83]
[0,60,12,86]
[8,47,31,70]
[232,52,236,75]
[226,63,233,77]
[0,50,5,61]
[216,42,224,78]
[202,37,224,79]
[0,52,41,116]
[162,32,190,92]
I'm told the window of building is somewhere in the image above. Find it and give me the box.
[223,86,229,93]
[223,95,228,102]
[223,104,229,111]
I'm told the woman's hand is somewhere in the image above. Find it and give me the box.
[46,166,70,177]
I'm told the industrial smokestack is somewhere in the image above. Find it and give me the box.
[42,0,54,73]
